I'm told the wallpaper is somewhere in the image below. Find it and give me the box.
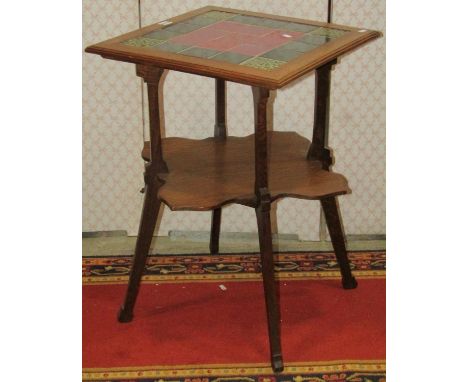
[83,0,385,240]
[83,0,144,234]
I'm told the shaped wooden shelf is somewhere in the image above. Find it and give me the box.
[142,131,350,211]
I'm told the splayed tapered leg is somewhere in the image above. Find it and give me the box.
[321,196,357,289]
[256,191,284,372]
[210,208,222,254]
[118,180,162,322]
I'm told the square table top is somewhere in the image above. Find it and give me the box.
[85,6,381,89]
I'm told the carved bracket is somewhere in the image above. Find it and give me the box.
[307,59,337,171]
[252,87,272,197]
[136,64,169,176]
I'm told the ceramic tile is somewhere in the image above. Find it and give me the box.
[184,14,220,27]
[179,47,221,59]
[202,11,237,20]
[299,33,330,46]
[282,40,316,53]
[170,28,227,46]
[144,29,179,40]
[227,33,264,45]
[283,41,315,53]
[122,37,164,47]
[164,22,201,34]
[229,14,270,27]
[284,22,320,33]
[211,21,272,36]
[261,30,303,45]
[261,47,303,62]
[197,35,242,51]
[229,43,272,56]
[211,51,251,64]
[258,18,293,30]
[150,41,191,53]
[310,27,348,39]
[241,56,286,71]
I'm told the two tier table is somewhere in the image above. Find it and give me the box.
[86,5,382,373]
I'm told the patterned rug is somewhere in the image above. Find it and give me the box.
[83,251,386,381]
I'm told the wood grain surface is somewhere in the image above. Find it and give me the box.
[141,131,350,210]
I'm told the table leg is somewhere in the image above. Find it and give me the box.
[321,196,357,289]
[210,208,221,255]
[252,86,283,372]
[118,177,162,322]
[256,191,284,372]
[210,79,227,255]
[119,65,167,322]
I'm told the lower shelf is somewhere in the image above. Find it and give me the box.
[142,131,350,211]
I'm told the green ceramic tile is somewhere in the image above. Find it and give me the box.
[241,57,286,71]
[230,14,269,27]
[144,29,179,40]
[185,15,218,27]
[150,41,191,53]
[284,22,320,33]
[310,27,348,39]
[281,40,316,53]
[180,47,221,59]
[164,22,201,34]
[261,47,303,62]
[203,11,237,21]
[299,34,329,46]
[212,51,252,64]
[258,18,292,30]
[122,37,164,47]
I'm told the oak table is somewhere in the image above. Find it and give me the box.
[86,6,381,373]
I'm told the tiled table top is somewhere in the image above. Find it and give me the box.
[122,10,348,71]
[86,6,381,88]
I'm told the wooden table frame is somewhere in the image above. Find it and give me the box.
[86,6,381,373]
[116,61,357,373]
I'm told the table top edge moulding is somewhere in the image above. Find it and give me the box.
[85,5,382,89]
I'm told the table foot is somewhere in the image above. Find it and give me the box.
[342,276,358,290]
[272,354,284,373]
[117,305,134,323]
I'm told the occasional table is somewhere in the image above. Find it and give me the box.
[86,5,381,373]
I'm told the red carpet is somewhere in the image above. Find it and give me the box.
[82,251,385,381]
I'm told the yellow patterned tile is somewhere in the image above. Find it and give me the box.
[241,57,286,71]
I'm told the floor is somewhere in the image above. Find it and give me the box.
[82,234,385,257]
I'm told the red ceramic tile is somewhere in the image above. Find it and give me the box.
[197,35,241,51]
[259,30,304,46]
[229,43,273,56]
[198,32,268,51]
[171,28,227,46]
[229,32,264,45]
[210,21,272,36]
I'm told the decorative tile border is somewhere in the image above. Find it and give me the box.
[241,56,287,70]
[122,37,164,47]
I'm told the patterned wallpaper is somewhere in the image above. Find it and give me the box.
[83,0,385,240]
[82,0,144,234]
[331,0,386,236]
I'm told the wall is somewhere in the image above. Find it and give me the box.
[82,0,385,240]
